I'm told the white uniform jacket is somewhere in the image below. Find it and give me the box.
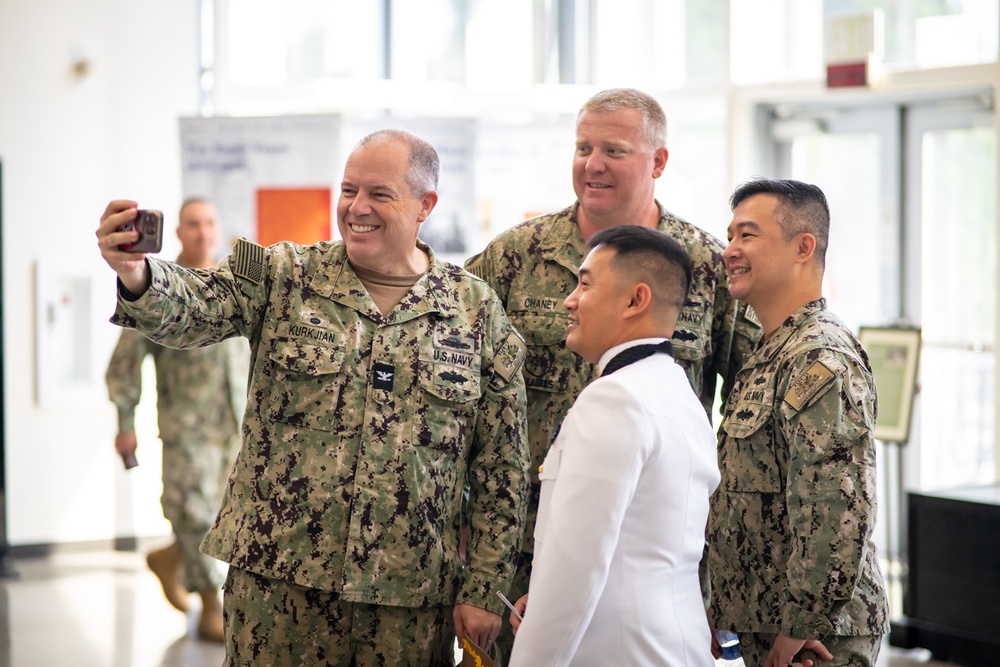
[509,339,721,667]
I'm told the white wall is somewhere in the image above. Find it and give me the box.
[0,0,200,546]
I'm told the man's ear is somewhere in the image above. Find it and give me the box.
[651,147,668,179]
[624,282,653,319]
[796,233,817,262]
[416,191,439,224]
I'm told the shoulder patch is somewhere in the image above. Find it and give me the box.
[232,238,265,285]
[741,302,761,328]
[783,360,837,411]
[492,328,527,386]
[464,252,490,281]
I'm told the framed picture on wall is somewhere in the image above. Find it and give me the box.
[858,326,922,444]
[34,260,107,407]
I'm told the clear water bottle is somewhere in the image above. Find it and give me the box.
[713,628,741,663]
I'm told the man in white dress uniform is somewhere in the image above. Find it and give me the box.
[508,225,721,667]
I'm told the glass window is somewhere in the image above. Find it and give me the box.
[223,0,384,86]
[823,0,999,69]
[299,1,385,81]
[790,131,886,332]
[918,125,996,488]
[391,0,467,82]
[731,0,824,84]
[466,0,534,91]
[593,0,729,89]
[680,0,729,86]
[225,0,290,85]
[592,0,655,87]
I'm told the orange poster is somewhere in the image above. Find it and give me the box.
[256,187,332,246]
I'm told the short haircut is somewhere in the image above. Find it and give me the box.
[356,129,440,197]
[579,88,667,151]
[179,196,213,220]
[588,225,693,312]
[730,178,830,267]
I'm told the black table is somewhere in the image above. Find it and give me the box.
[889,484,1000,665]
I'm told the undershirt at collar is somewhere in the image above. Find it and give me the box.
[350,261,425,316]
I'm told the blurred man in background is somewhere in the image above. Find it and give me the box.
[106,198,248,643]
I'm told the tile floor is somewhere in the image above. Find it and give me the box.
[0,547,955,667]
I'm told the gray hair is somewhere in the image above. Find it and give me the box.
[579,88,667,150]
[356,129,439,197]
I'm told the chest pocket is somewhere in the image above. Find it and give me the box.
[509,312,574,395]
[720,389,783,493]
[267,340,345,432]
[533,443,562,545]
[413,360,481,455]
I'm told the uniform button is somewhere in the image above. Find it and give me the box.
[538,464,544,473]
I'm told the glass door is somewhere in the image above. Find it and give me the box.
[904,103,997,492]
[771,106,902,332]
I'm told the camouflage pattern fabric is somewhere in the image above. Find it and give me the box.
[738,631,883,667]
[111,239,529,618]
[465,201,761,665]
[709,299,889,641]
[465,201,761,550]
[106,329,247,590]
[222,567,457,666]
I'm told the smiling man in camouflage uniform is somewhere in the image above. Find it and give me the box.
[96,129,529,666]
[465,87,761,665]
[711,178,889,667]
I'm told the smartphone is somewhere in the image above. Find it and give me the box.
[121,452,139,470]
[119,209,164,253]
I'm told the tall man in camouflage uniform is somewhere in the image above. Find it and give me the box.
[106,198,247,642]
[465,87,761,663]
[97,129,529,666]
[710,178,889,667]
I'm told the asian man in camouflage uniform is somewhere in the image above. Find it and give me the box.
[710,178,889,667]
[465,87,761,664]
[96,129,529,666]
[105,198,247,642]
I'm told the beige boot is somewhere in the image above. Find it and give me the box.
[146,542,189,612]
[197,588,224,643]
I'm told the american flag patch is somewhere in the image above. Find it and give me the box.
[232,238,265,285]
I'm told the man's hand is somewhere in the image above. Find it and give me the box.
[453,603,500,653]
[709,627,721,660]
[114,431,138,459]
[510,594,528,635]
[115,431,139,469]
[97,200,152,295]
[764,632,832,667]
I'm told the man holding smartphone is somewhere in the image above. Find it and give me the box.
[105,198,248,642]
[97,130,528,665]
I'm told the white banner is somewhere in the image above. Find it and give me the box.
[179,115,341,250]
